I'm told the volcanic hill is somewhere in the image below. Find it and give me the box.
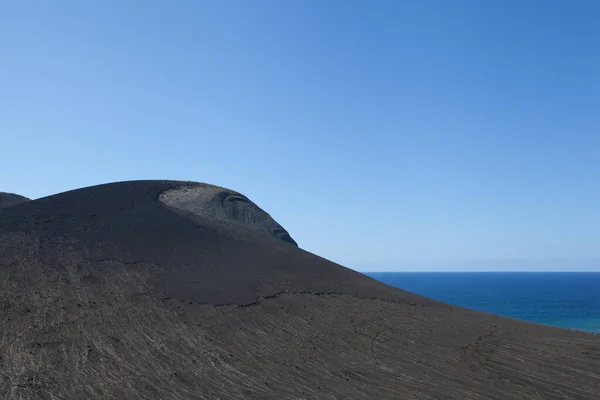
[0,180,598,399]
[0,192,30,208]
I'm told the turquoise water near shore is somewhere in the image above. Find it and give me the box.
[366,272,600,333]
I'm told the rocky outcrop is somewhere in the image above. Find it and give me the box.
[159,183,297,246]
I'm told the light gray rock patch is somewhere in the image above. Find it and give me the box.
[159,184,297,246]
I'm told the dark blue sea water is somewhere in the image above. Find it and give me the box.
[366,272,600,333]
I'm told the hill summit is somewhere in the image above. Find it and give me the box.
[0,192,30,208]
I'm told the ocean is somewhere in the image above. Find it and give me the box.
[366,272,600,333]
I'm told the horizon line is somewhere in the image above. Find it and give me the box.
[361,270,600,273]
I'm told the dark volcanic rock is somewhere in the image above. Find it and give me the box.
[0,192,30,208]
[0,180,599,400]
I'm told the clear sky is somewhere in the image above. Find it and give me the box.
[2,1,599,271]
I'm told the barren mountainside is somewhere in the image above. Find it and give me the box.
[0,192,30,208]
[0,180,598,399]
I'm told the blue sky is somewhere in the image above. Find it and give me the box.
[2,1,599,271]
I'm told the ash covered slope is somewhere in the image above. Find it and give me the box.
[0,180,599,400]
[0,180,410,306]
[0,192,30,208]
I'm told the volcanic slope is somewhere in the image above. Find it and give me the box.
[0,192,30,208]
[0,180,599,400]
